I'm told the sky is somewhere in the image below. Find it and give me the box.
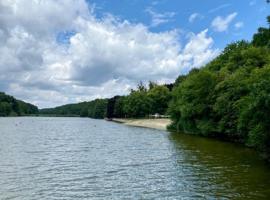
[0,0,269,108]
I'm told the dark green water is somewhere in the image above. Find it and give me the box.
[0,117,269,199]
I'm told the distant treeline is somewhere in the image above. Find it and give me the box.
[0,92,38,116]
[39,99,108,119]
[39,82,173,119]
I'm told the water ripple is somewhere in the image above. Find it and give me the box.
[0,117,270,199]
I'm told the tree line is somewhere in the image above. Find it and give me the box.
[0,92,38,116]
[106,82,173,119]
[38,82,173,119]
[168,16,270,160]
[39,99,108,119]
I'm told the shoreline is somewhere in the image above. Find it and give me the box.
[111,118,171,131]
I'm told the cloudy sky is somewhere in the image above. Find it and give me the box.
[0,0,269,108]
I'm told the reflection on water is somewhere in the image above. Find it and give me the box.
[0,117,269,199]
[168,133,270,199]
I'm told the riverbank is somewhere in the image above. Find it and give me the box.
[111,118,171,131]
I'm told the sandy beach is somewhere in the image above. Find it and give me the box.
[111,118,172,131]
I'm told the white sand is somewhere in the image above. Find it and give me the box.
[112,118,171,131]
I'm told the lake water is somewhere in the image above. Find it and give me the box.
[0,117,270,199]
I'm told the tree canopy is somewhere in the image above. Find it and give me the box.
[168,16,270,160]
[0,92,38,116]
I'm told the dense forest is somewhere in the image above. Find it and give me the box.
[39,82,173,119]
[107,82,173,119]
[39,99,108,119]
[168,16,270,160]
[0,92,38,116]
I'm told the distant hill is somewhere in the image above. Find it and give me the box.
[39,99,108,119]
[0,92,38,116]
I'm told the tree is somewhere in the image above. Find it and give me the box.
[252,28,270,47]
[169,70,218,134]
[137,81,147,92]
[113,96,126,118]
[237,66,270,158]
[213,68,249,140]
[0,102,12,116]
[106,96,118,119]
[148,85,171,115]
[252,16,270,48]
[123,90,150,118]
[148,81,158,90]
[0,92,38,116]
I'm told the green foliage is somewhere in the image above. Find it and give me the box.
[113,96,126,118]
[111,83,172,118]
[0,92,38,116]
[148,85,171,115]
[252,27,270,48]
[174,75,186,87]
[169,17,270,160]
[40,99,108,119]
[40,82,172,120]
[169,70,218,135]
[88,99,108,119]
[123,89,150,118]
[0,102,12,116]
[17,100,39,115]
[237,66,270,156]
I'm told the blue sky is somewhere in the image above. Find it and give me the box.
[0,0,269,107]
[88,0,269,49]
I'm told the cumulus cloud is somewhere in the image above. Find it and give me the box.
[180,29,219,73]
[188,13,204,23]
[211,12,238,32]
[0,0,219,108]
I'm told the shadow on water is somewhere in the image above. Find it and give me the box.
[167,131,270,199]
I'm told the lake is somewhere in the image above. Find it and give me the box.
[0,117,270,199]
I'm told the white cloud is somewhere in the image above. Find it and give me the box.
[145,7,176,27]
[180,29,220,73]
[188,13,204,23]
[234,22,244,29]
[0,0,219,108]
[211,12,238,32]
[208,4,231,13]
